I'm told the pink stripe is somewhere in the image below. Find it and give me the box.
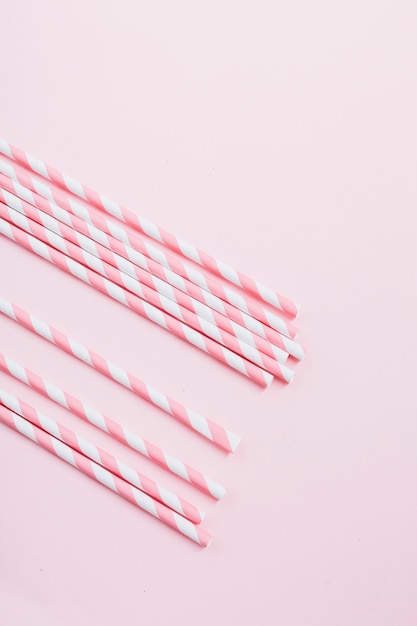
[1,157,298,334]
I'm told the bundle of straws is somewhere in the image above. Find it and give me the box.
[0,139,304,545]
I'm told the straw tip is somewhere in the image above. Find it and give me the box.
[227,431,241,453]
[213,483,226,500]
[285,369,296,384]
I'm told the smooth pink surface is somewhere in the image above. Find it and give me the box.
[1,2,417,625]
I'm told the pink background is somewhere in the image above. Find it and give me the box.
[1,2,417,624]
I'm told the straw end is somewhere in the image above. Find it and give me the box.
[227,431,241,453]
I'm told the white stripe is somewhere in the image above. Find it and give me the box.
[125,246,148,270]
[153,278,175,302]
[77,233,99,257]
[162,267,186,292]
[69,198,90,222]
[2,188,22,211]
[0,139,12,158]
[282,337,304,360]
[63,175,87,200]
[217,261,241,287]
[206,478,226,500]
[182,325,207,351]
[165,456,189,481]
[13,180,35,205]
[14,414,37,442]
[68,338,93,365]
[224,287,250,315]
[270,344,288,364]
[185,266,209,291]
[52,206,73,228]
[147,387,172,414]
[118,462,142,490]
[223,349,247,376]
[78,438,101,464]
[264,310,291,338]
[9,209,30,231]
[124,431,148,456]
[229,320,255,347]
[104,279,128,305]
[175,515,199,543]
[100,195,124,221]
[27,155,51,180]
[158,490,183,516]
[238,341,263,367]
[84,251,105,274]
[52,438,77,466]
[198,317,223,344]
[0,389,20,415]
[0,297,17,320]
[44,381,69,408]
[120,272,143,297]
[187,410,213,441]
[145,243,168,267]
[226,430,241,453]
[39,413,61,440]
[193,301,216,326]
[45,229,67,253]
[38,211,59,232]
[280,364,295,384]
[4,357,29,385]
[256,283,281,309]
[132,489,158,516]
[0,219,14,241]
[142,301,168,329]
[31,317,54,342]
[67,257,89,282]
[139,218,163,243]
[0,159,15,179]
[106,219,129,245]
[114,255,135,277]
[92,463,117,491]
[87,221,110,247]
[161,297,183,321]
[177,239,201,264]
[241,311,265,337]
[107,362,132,389]
[33,178,54,201]
[84,406,109,432]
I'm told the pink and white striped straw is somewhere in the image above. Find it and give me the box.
[0,353,222,500]
[0,200,295,383]
[0,172,304,360]
[0,178,303,363]
[0,212,275,387]
[0,388,205,524]
[0,139,299,318]
[0,404,211,546]
[0,297,238,474]
[0,155,298,339]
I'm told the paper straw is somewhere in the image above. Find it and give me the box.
[0,388,205,524]
[0,298,236,484]
[0,354,225,496]
[0,201,295,383]
[0,179,302,364]
[0,172,304,360]
[0,155,298,339]
[0,139,298,317]
[0,404,211,546]
[0,213,276,387]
